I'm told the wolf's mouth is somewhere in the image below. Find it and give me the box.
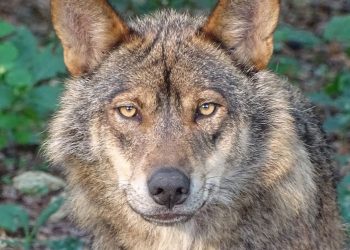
[125,185,209,226]
[142,213,192,225]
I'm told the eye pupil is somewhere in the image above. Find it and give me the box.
[118,105,137,118]
[198,103,216,116]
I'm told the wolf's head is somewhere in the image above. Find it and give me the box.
[48,0,287,226]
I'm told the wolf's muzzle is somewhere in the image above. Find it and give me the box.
[147,168,190,209]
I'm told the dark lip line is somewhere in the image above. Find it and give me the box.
[143,213,192,219]
[142,214,192,225]
[129,200,207,223]
[127,201,195,222]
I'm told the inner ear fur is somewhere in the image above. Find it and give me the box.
[51,0,130,76]
[202,0,280,70]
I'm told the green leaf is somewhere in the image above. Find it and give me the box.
[20,197,65,249]
[0,114,28,129]
[336,154,350,167]
[338,174,350,223]
[0,85,15,109]
[0,133,7,149]
[109,0,130,12]
[338,73,350,96]
[346,47,350,57]
[32,197,64,237]
[31,44,66,82]
[28,85,63,117]
[323,114,350,133]
[0,204,29,233]
[131,0,159,14]
[47,237,83,250]
[9,26,38,67]
[0,21,15,37]
[0,239,24,249]
[324,72,350,103]
[324,15,350,45]
[193,0,216,9]
[275,25,322,48]
[333,96,350,112]
[14,129,40,146]
[1,175,13,185]
[5,68,33,88]
[169,0,188,9]
[0,112,40,147]
[0,42,18,66]
[308,92,334,106]
[269,56,299,77]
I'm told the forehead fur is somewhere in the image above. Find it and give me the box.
[130,10,204,37]
[47,10,254,164]
[83,10,247,105]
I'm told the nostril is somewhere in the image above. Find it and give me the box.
[149,187,164,196]
[176,187,188,195]
[155,188,163,195]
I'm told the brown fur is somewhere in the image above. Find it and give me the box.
[47,0,345,249]
[202,0,280,70]
[51,0,130,75]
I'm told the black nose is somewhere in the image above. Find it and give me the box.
[147,168,190,209]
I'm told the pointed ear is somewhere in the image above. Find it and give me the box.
[51,0,130,76]
[202,0,280,70]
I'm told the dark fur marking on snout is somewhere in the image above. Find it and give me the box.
[211,118,230,145]
[211,130,222,145]
[116,132,133,150]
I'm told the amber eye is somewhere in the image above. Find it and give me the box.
[118,105,138,118]
[198,103,217,116]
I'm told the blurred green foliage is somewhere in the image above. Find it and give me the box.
[0,21,65,150]
[0,197,64,249]
[109,0,216,15]
[0,1,350,248]
[316,15,350,136]
[324,15,350,45]
[271,16,350,137]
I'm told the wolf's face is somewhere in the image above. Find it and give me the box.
[101,26,249,224]
[49,0,280,225]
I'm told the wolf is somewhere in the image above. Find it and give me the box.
[47,0,345,249]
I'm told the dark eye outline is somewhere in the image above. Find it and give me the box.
[116,105,139,119]
[195,102,219,120]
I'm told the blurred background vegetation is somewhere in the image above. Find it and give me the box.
[0,0,349,249]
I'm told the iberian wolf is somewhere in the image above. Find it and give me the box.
[47,0,345,249]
